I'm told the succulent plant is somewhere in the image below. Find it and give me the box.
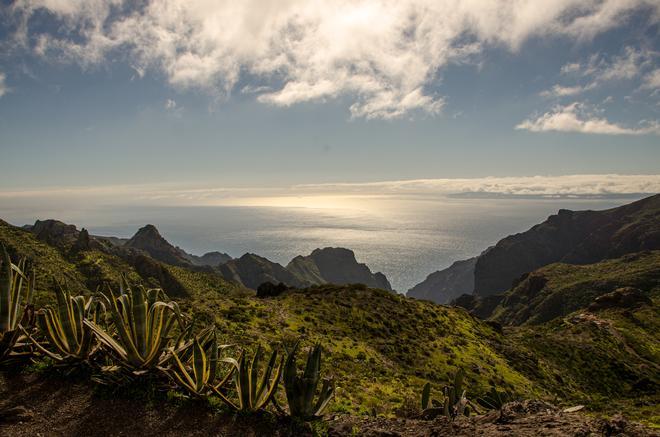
[419,369,471,420]
[169,329,234,397]
[477,386,514,411]
[85,280,183,371]
[0,248,35,365]
[28,284,104,363]
[442,369,470,420]
[281,342,334,419]
[214,345,282,411]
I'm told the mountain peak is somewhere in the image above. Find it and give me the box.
[125,224,191,267]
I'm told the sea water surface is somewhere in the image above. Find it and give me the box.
[0,196,640,292]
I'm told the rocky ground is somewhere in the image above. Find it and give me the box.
[1,373,657,437]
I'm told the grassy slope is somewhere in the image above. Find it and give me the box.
[491,251,660,326]
[492,253,660,425]
[2,220,658,423]
[0,221,536,415]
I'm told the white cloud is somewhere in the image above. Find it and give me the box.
[0,72,7,98]
[296,174,660,197]
[540,84,593,98]
[641,69,660,90]
[165,98,176,109]
[516,102,660,135]
[7,0,659,119]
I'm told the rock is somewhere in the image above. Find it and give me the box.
[30,219,79,247]
[219,253,308,290]
[588,287,652,312]
[184,251,232,267]
[407,257,477,304]
[288,247,392,291]
[473,194,660,296]
[125,225,193,267]
[562,405,585,413]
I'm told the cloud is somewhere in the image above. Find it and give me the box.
[516,102,660,135]
[296,174,660,197]
[540,84,594,98]
[165,99,176,109]
[6,0,659,119]
[1,175,658,210]
[0,72,7,98]
[641,69,660,90]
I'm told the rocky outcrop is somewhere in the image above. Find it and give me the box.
[184,251,232,267]
[29,219,80,247]
[288,247,392,291]
[407,257,477,304]
[474,194,660,296]
[125,224,193,267]
[218,253,309,290]
[588,287,652,312]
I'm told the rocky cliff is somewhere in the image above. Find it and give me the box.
[473,194,660,296]
[288,247,392,291]
[218,253,309,290]
[407,257,477,304]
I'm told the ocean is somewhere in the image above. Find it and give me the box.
[0,195,640,292]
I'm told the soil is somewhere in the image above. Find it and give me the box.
[1,373,657,437]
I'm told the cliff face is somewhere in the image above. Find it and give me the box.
[455,250,660,326]
[218,253,309,290]
[288,247,392,291]
[473,194,660,297]
[124,224,194,267]
[407,257,477,304]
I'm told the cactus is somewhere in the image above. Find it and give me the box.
[0,248,35,365]
[281,342,334,419]
[213,345,282,411]
[419,369,471,421]
[442,369,470,420]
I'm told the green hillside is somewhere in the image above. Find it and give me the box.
[1,218,658,425]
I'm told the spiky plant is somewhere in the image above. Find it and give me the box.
[26,284,104,363]
[419,369,471,420]
[281,342,334,419]
[0,248,35,365]
[169,329,234,397]
[214,345,283,411]
[442,369,470,420]
[84,281,183,372]
[477,386,514,411]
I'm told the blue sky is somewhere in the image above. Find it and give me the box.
[0,1,659,203]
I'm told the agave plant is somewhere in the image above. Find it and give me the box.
[26,285,104,363]
[0,248,35,365]
[84,281,183,372]
[169,329,234,397]
[214,345,283,411]
[477,386,514,411]
[281,342,334,419]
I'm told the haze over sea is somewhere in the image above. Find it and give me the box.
[0,195,640,292]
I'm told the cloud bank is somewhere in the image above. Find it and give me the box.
[6,0,660,119]
[1,175,658,210]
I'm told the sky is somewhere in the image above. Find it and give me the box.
[0,0,659,207]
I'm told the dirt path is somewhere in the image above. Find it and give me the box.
[1,373,656,437]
